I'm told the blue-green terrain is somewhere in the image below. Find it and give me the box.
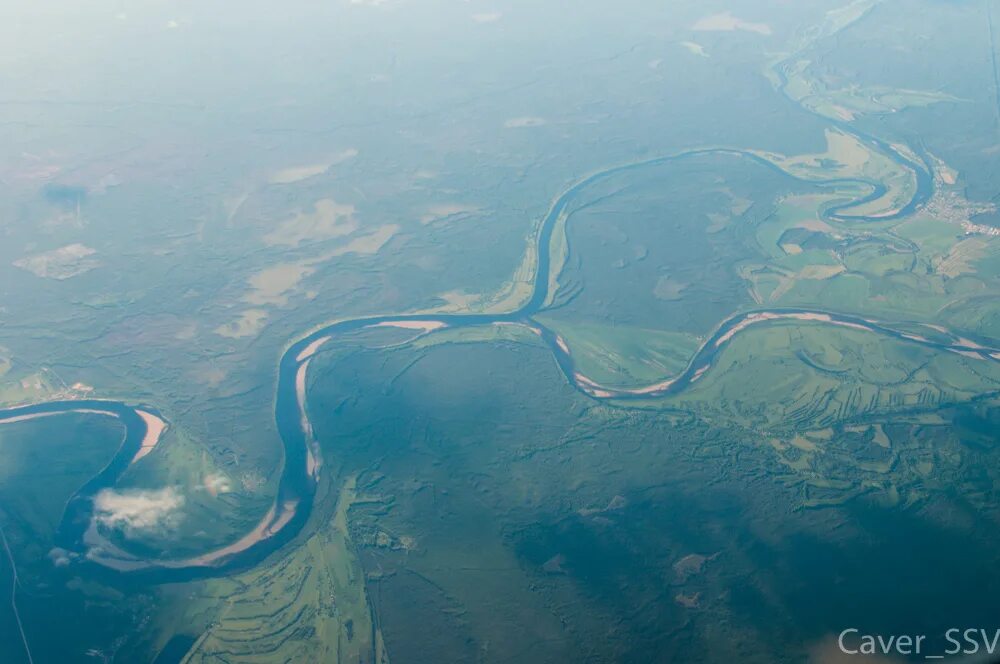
[2,1,1000,662]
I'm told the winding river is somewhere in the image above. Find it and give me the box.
[3,102,997,582]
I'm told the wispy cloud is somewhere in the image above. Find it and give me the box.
[93,487,184,535]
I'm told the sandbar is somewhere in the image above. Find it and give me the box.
[131,410,167,464]
[373,320,447,332]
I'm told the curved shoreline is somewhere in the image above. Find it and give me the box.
[531,308,1000,401]
[0,91,961,581]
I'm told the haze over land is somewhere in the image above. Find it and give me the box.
[2,1,1000,662]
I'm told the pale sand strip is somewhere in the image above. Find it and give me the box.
[715,312,778,346]
[373,320,447,332]
[0,411,65,426]
[296,360,312,439]
[296,335,331,363]
[296,359,322,480]
[0,408,116,426]
[715,312,876,347]
[306,443,320,480]
[716,312,827,346]
[179,499,298,567]
[690,364,710,383]
[554,335,571,354]
[618,377,677,396]
[956,336,987,350]
[131,410,167,464]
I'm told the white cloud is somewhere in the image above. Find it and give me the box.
[203,473,233,496]
[47,547,74,567]
[93,487,184,535]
